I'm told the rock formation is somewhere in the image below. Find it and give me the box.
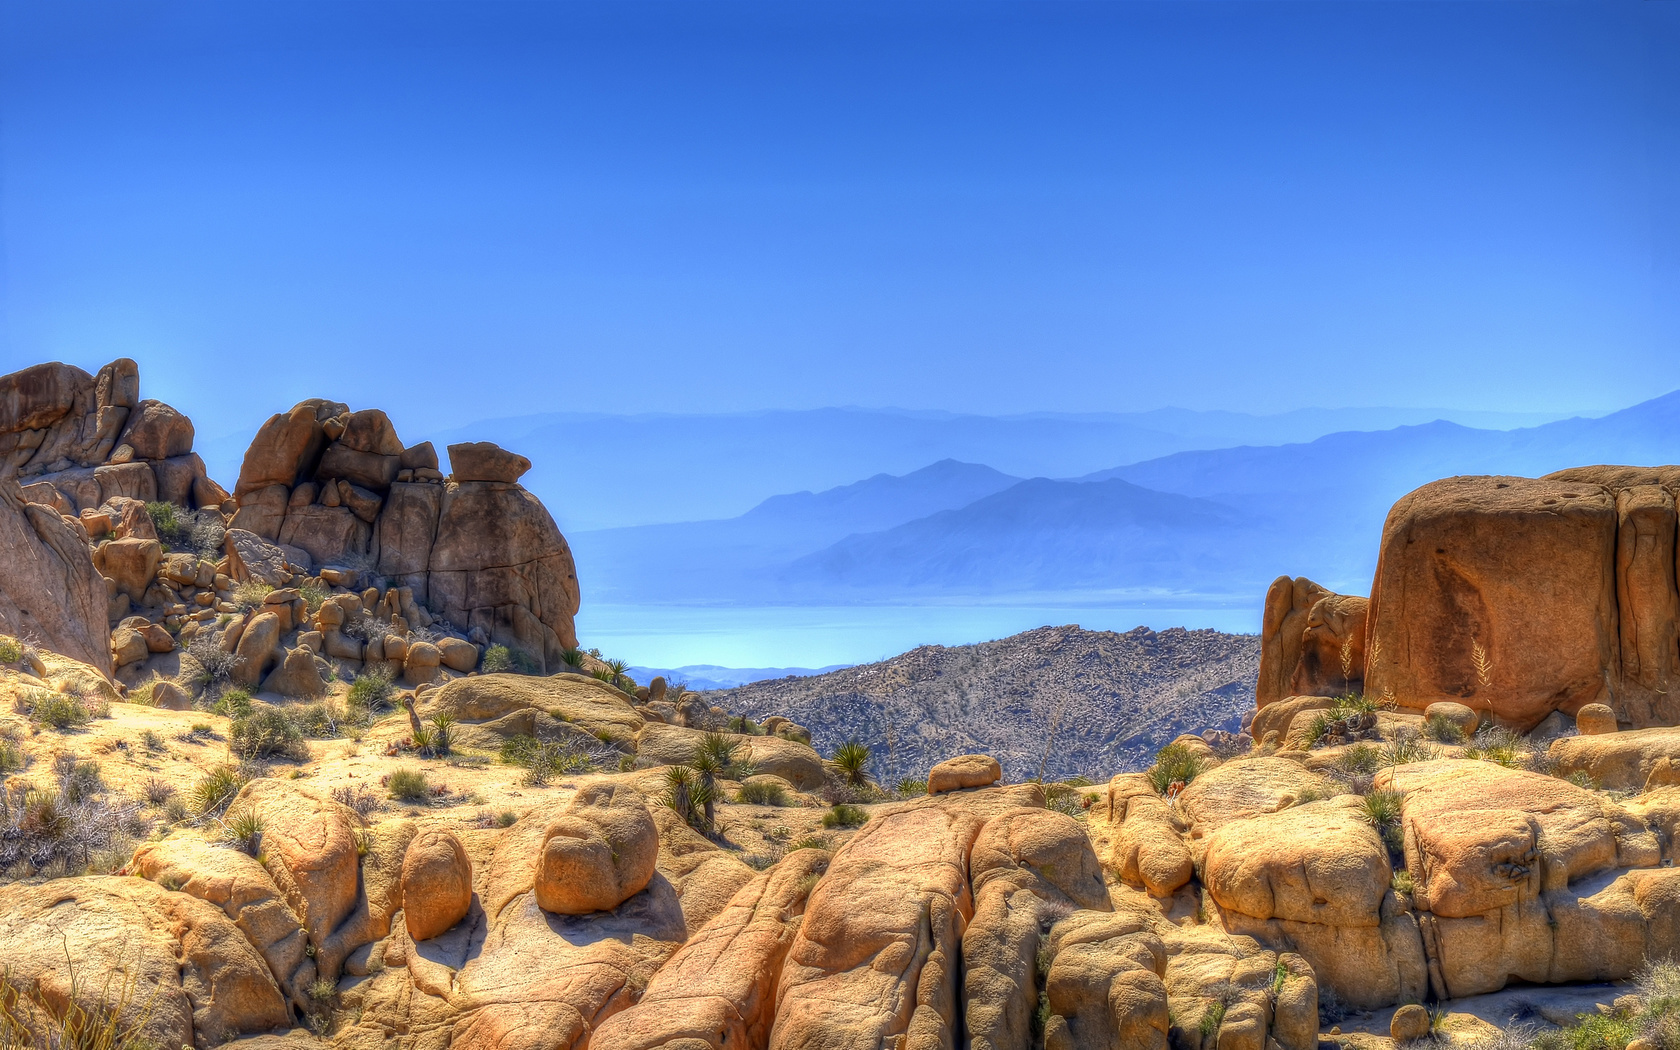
[232,400,578,669]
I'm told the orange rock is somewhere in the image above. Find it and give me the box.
[402,828,473,941]
[1258,576,1331,707]
[928,753,1002,793]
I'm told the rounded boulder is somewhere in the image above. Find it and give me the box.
[534,780,658,915]
[1390,1003,1430,1044]
[402,829,473,941]
[1424,701,1480,737]
[928,753,1002,794]
[1576,703,1618,736]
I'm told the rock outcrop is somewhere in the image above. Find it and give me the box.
[231,401,579,670]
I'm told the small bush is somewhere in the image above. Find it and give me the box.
[330,783,383,818]
[388,767,430,801]
[0,739,21,776]
[187,637,236,690]
[295,702,345,738]
[1423,713,1467,744]
[737,780,788,806]
[424,714,455,757]
[482,644,541,675]
[1391,869,1415,895]
[213,688,253,719]
[500,734,604,785]
[788,832,834,852]
[821,803,867,829]
[191,764,246,816]
[1383,730,1438,767]
[142,777,176,807]
[21,690,93,730]
[1045,782,1086,818]
[347,665,395,712]
[221,808,266,855]
[230,709,308,761]
[1361,789,1406,858]
[1464,725,1528,768]
[659,765,713,831]
[1336,743,1384,776]
[231,581,273,611]
[0,638,20,664]
[1147,742,1207,795]
[896,778,927,797]
[727,715,763,735]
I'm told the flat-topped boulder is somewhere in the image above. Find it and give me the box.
[448,440,532,483]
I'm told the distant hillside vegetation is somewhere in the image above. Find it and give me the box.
[706,625,1259,783]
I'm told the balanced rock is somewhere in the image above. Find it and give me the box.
[447,441,531,483]
[535,780,659,915]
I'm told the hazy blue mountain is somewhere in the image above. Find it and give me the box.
[785,390,1680,599]
[625,664,851,691]
[781,478,1258,593]
[569,459,1022,600]
[418,404,1575,530]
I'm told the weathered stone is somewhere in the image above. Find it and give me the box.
[447,441,531,483]
[93,536,162,602]
[117,399,194,459]
[1576,702,1618,735]
[535,780,659,915]
[402,828,473,941]
[928,753,1002,793]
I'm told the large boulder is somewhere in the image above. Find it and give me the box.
[534,781,659,915]
[118,398,195,460]
[0,475,113,673]
[0,877,290,1050]
[1365,475,1618,729]
[928,753,1002,793]
[1548,726,1680,791]
[424,672,646,744]
[1257,576,1331,707]
[448,441,532,483]
[1088,773,1193,897]
[634,723,826,791]
[402,828,473,941]
[93,536,162,603]
[234,398,346,498]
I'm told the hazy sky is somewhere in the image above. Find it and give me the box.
[2,0,1677,440]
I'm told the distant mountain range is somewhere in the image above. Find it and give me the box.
[570,390,1680,602]
[626,664,851,692]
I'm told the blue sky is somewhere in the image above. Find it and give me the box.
[2,0,1677,441]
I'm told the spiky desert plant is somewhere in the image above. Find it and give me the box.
[832,739,872,788]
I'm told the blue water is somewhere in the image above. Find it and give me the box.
[575,599,1261,668]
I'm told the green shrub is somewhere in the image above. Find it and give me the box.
[0,738,21,775]
[659,765,713,831]
[499,734,596,784]
[347,666,395,712]
[1336,743,1384,776]
[1198,1001,1226,1040]
[221,808,266,855]
[0,637,20,664]
[727,715,763,735]
[388,767,430,801]
[1383,730,1438,767]
[191,764,246,816]
[896,778,927,797]
[296,702,344,738]
[24,690,93,730]
[821,803,867,829]
[737,780,788,806]
[1147,742,1207,795]
[212,688,253,719]
[425,714,455,757]
[1391,869,1415,895]
[229,708,308,760]
[231,581,273,611]
[788,832,834,851]
[146,500,181,540]
[482,644,542,675]
[1423,713,1467,744]
[1464,725,1527,768]
[1565,1012,1637,1050]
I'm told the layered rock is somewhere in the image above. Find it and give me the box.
[231,401,578,669]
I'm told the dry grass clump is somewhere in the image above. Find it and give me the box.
[0,755,147,880]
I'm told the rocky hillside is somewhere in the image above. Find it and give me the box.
[709,625,1259,782]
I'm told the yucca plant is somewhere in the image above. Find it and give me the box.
[832,739,872,788]
[660,766,713,832]
[1147,743,1206,796]
[191,764,245,817]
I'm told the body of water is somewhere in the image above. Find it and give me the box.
[574,598,1262,669]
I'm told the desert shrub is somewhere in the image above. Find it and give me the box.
[1198,1002,1226,1040]
[0,739,21,776]
[831,740,872,787]
[481,644,541,675]
[726,715,763,736]
[1336,743,1384,776]
[821,803,867,829]
[190,764,246,816]
[18,690,93,731]
[141,778,175,807]
[788,832,834,852]
[1361,789,1406,858]
[295,702,345,738]
[1423,713,1467,744]
[220,808,266,856]
[742,850,783,871]
[347,665,395,712]
[559,648,586,669]
[1044,782,1086,818]
[895,778,927,798]
[1564,1012,1638,1050]
[231,581,273,611]
[1147,742,1207,795]
[147,502,224,558]
[330,783,383,818]
[186,637,236,691]
[1383,729,1438,767]
[424,714,455,757]
[388,767,430,801]
[737,780,788,806]
[212,688,253,719]
[499,734,605,785]
[229,709,308,761]
[1391,869,1415,895]
[0,638,19,665]
[1463,725,1528,768]
[0,761,146,878]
